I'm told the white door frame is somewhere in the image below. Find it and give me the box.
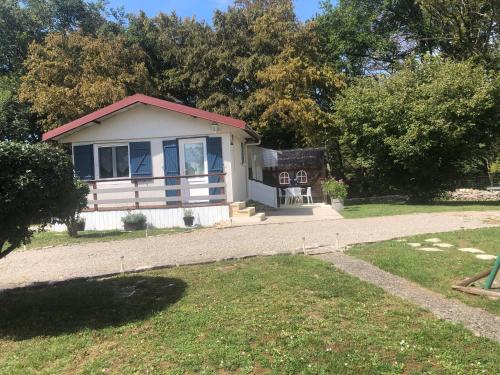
[178,138,209,203]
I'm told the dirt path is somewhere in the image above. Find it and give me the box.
[316,251,500,342]
[0,211,498,290]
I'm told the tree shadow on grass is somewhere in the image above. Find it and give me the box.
[0,276,186,340]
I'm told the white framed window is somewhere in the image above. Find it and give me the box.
[98,144,130,179]
[279,171,290,185]
[296,170,308,184]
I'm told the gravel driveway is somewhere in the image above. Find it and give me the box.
[0,210,498,290]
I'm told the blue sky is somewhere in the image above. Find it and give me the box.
[103,1,333,22]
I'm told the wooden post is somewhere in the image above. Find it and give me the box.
[134,179,140,209]
[92,181,98,211]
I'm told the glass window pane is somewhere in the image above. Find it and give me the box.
[98,147,113,178]
[184,143,205,175]
[115,146,129,177]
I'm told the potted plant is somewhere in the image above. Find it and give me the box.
[322,178,348,211]
[75,217,86,232]
[183,209,195,227]
[121,212,148,231]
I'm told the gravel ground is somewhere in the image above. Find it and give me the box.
[317,251,500,342]
[0,211,498,290]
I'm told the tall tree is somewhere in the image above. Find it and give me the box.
[250,22,344,148]
[200,0,299,119]
[19,32,150,130]
[0,0,107,74]
[418,0,499,66]
[316,0,433,76]
[126,11,213,105]
[0,75,40,142]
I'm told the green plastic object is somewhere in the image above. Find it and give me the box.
[484,254,500,290]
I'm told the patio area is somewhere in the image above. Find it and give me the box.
[260,203,343,224]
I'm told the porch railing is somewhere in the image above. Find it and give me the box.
[84,173,226,212]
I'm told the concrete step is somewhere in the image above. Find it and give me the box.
[232,206,256,217]
[231,213,267,225]
[230,201,246,210]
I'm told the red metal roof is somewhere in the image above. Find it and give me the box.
[42,94,257,141]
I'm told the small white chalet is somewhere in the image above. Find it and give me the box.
[43,94,261,230]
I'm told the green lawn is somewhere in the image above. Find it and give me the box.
[342,201,500,219]
[0,256,498,374]
[19,227,191,251]
[348,227,500,315]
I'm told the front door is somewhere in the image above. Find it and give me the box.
[179,138,209,203]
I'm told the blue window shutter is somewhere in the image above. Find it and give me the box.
[163,140,180,204]
[130,142,152,178]
[207,137,223,201]
[73,145,94,180]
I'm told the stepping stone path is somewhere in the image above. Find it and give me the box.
[418,247,444,252]
[424,238,442,243]
[434,243,454,248]
[407,243,421,247]
[475,254,497,261]
[459,248,485,254]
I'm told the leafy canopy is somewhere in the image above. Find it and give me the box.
[19,32,150,131]
[335,57,500,200]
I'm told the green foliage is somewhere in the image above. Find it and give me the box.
[0,142,89,258]
[19,32,150,130]
[316,0,432,76]
[418,0,499,66]
[490,161,500,174]
[0,0,107,75]
[54,179,89,237]
[321,178,348,200]
[0,256,498,373]
[0,75,41,142]
[348,227,500,314]
[183,209,194,218]
[121,212,148,231]
[335,57,500,200]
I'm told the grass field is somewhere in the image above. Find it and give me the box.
[348,227,500,315]
[0,256,498,374]
[342,201,500,219]
[18,227,191,251]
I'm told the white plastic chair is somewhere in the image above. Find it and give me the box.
[302,187,313,204]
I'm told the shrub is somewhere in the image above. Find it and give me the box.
[183,209,194,218]
[335,57,500,201]
[0,141,88,258]
[53,179,89,237]
[121,212,147,231]
[322,178,348,200]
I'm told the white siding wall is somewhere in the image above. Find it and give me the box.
[50,206,230,231]
[61,105,247,203]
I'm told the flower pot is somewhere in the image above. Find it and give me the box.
[330,198,344,212]
[76,219,86,232]
[183,216,195,227]
[123,222,146,231]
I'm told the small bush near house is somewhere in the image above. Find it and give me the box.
[0,142,88,259]
[121,212,148,231]
[322,178,348,201]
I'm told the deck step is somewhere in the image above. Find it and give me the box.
[229,201,246,213]
[232,206,256,217]
[231,212,266,224]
